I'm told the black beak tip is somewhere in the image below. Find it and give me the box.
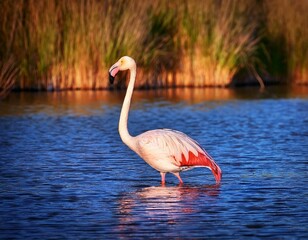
[109,74,115,85]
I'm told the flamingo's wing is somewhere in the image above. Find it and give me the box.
[138,129,221,182]
[138,129,214,167]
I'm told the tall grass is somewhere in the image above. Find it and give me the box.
[264,0,308,84]
[0,0,307,91]
[178,0,260,87]
[0,57,18,99]
[0,0,151,90]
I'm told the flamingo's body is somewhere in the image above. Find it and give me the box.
[109,56,222,185]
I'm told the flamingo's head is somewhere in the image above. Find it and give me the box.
[109,56,136,84]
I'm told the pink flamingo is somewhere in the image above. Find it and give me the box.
[109,56,222,185]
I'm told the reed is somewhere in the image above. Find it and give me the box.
[263,0,308,84]
[0,57,19,99]
[0,0,307,91]
[0,0,151,90]
[179,0,260,87]
[138,0,181,88]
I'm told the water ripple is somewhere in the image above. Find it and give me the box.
[0,91,308,239]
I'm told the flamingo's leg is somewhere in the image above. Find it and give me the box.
[160,172,166,185]
[173,172,184,185]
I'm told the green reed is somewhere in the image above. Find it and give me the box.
[263,0,308,84]
[179,0,260,87]
[0,0,307,91]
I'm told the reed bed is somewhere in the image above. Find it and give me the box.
[0,57,18,99]
[0,0,307,91]
[177,0,260,87]
[263,0,308,84]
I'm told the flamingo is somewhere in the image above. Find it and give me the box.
[109,56,222,185]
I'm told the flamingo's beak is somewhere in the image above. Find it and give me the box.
[109,63,119,84]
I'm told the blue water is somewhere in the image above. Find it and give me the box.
[0,88,308,239]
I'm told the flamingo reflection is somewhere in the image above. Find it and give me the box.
[116,184,220,233]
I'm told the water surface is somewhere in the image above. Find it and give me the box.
[1,87,308,239]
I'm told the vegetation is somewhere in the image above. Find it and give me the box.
[178,0,261,87]
[0,0,307,91]
[263,0,308,84]
[0,57,18,99]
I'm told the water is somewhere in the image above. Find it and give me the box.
[1,87,308,239]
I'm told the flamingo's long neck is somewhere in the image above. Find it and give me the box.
[118,65,136,149]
